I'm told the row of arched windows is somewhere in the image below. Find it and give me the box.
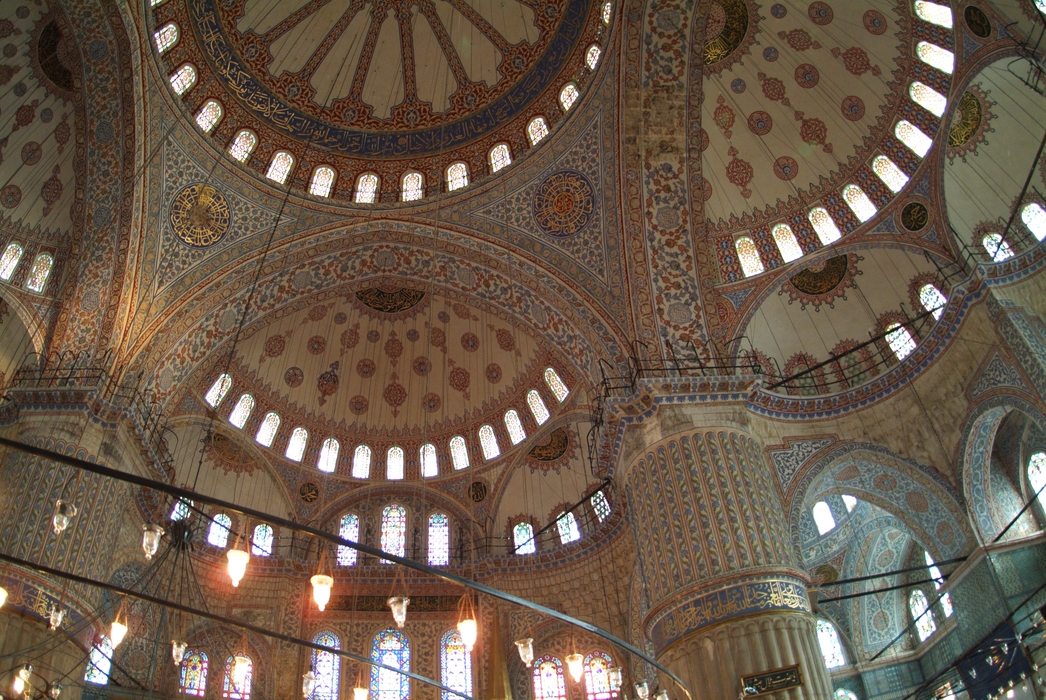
[334,505,451,566]
[0,243,55,293]
[203,368,570,477]
[512,490,612,555]
[981,203,1046,262]
[86,643,254,700]
[533,652,617,700]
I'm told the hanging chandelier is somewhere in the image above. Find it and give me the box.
[456,594,478,651]
[302,670,317,698]
[13,663,32,694]
[48,605,64,631]
[232,654,250,690]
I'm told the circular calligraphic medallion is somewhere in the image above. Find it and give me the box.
[468,481,488,503]
[533,170,595,236]
[299,482,320,503]
[901,201,929,232]
[170,184,230,247]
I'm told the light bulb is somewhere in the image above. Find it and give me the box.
[110,619,128,647]
[302,671,318,698]
[48,606,65,631]
[514,638,534,667]
[635,681,650,700]
[172,640,187,665]
[49,683,62,699]
[142,524,165,560]
[566,653,584,683]
[387,596,409,628]
[0,586,8,608]
[457,618,477,651]
[52,500,77,535]
[353,687,368,700]
[608,667,623,691]
[227,549,250,587]
[232,655,250,689]
[12,676,24,694]
[311,575,334,611]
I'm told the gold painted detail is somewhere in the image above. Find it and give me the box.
[704,0,749,65]
[298,482,319,503]
[740,664,803,696]
[354,286,426,314]
[948,92,982,148]
[901,202,929,232]
[170,184,230,247]
[533,170,595,236]
[789,255,849,295]
[528,428,570,461]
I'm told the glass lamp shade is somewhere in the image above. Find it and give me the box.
[142,524,165,560]
[655,691,669,700]
[608,667,623,691]
[110,620,129,647]
[48,606,65,631]
[565,653,584,683]
[514,638,534,667]
[302,671,317,698]
[387,596,409,628]
[52,500,77,535]
[17,664,32,682]
[172,641,187,665]
[635,681,650,700]
[0,586,8,608]
[457,618,478,651]
[353,687,369,700]
[48,683,62,699]
[227,548,250,587]
[12,676,24,694]
[311,575,334,611]
[232,655,250,689]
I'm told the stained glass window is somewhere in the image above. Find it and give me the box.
[337,513,359,566]
[885,323,917,360]
[514,522,536,554]
[310,167,336,198]
[533,656,567,700]
[370,629,410,700]
[584,652,615,700]
[387,446,404,480]
[222,655,252,700]
[440,629,472,700]
[919,284,947,320]
[355,173,379,203]
[26,253,54,293]
[842,495,857,512]
[772,224,803,262]
[251,523,273,556]
[834,691,858,700]
[556,511,581,544]
[559,83,579,111]
[896,120,933,158]
[910,82,947,117]
[545,368,570,402]
[310,632,340,700]
[916,41,954,74]
[205,374,233,407]
[353,444,372,478]
[1021,202,1046,241]
[318,438,339,473]
[982,232,1014,262]
[914,0,952,27]
[286,427,308,461]
[255,412,281,447]
[228,131,257,162]
[843,185,877,223]
[450,436,470,470]
[0,242,23,280]
[813,501,836,535]
[479,425,501,460]
[421,443,438,478]
[85,636,114,685]
[489,143,512,173]
[154,23,178,53]
[808,207,842,244]
[909,589,937,641]
[1030,452,1046,509]
[504,410,527,444]
[179,650,208,696]
[586,44,602,70]
[816,620,845,669]
[602,1,612,23]
[170,64,197,95]
[208,513,232,547]
[591,491,611,522]
[735,236,765,277]
[402,171,424,201]
[528,117,550,145]
[527,390,550,425]
[428,512,450,566]
[447,162,469,191]
[872,155,910,193]
[266,152,294,184]
[195,100,222,133]
[924,551,954,618]
[171,498,193,521]
[380,505,407,560]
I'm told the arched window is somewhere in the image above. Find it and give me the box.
[205,373,233,407]
[772,224,803,262]
[872,155,910,193]
[440,629,472,700]
[309,632,340,700]
[924,551,954,618]
[171,498,193,521]
[208,513,232,547]
[255,411,280,447]
[834,691,859,700]
[584,652,615,700]
[354,173,379,203]
[909,589,937,641]
[25,253,54,293]
[228,131,258,162]
[514,521,536,554]
[735,236,765,277]
[195,100,223,133]
[1030,452,1046,509]
[533,656,567,700]
[602,1,612,23]
[527,390,550,425]
[812,501,836,535]
[251,523,273,556]
[909,82,947,118]
[919,284,947,320]
[85,636,114,685]
[179,650,208,696]
[446,162,469,191]
[352,444,372,478]
[586,44,602,70]
[0,242,23,280]
[527,117,550,145]
[556,511,581,544]
[317,438,340,473]
[885,323,917,360]
[479,425,500,460]
[420,443,438,477]
[402,171,424,201]
[489,143,512,173]
[154,23,178,53]
[222,655,252,700]
[370,629,410,700]
[449,435,470,470]
[337,513,359,566]
[559,83,580,111]
[914,1,952,27]
[1021,202,1046,241]
[808,207,842,245]
[591,491,611,522]
[982,232,1014,262]
[170,64,197,95]
[545,368,570,402]
[895,120,933,157]
[842,494,857,512]
[816,619,845,669]
[504,410,527,444]
[266,152,294,184]
[286,427,308,461]
[387,446,405,480]
[428,512,450,566]
[381,505,407,560]
[310,167,336,198]
[916,41,954,74]
[842,185,877,222]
